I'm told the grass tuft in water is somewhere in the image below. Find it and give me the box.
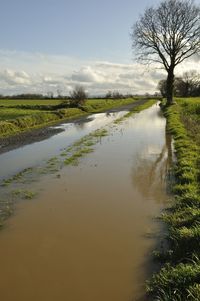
[11,189,37,200]
[61,127,108,166]
[1,167,34,186]
[64,147,94,166]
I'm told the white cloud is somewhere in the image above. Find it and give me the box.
[0,69,31,86]
[0,49,199,96]
[71,66,105,83]
[95,61,135,70]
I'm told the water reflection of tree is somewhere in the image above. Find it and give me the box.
[74,117,94,130]
[131,132,173,203]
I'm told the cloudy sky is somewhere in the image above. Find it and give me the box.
[0,0,199,96]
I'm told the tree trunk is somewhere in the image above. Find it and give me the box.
[166,67,175,105]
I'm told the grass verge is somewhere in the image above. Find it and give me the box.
[0,108,84,137]
[147,99,200,300]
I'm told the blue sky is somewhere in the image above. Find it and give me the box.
[0,0,199,96]
[0,0,161,60]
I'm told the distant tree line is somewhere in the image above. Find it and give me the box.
[158,71,200,98]
[105,90,134,99]
[0,89,136,101]
[0,85,157,107]
[0,93,70,100]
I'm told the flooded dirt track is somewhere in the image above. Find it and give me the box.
[0,103,171,301]
[0,111,126,180]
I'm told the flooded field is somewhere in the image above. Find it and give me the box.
[0,104,171,301]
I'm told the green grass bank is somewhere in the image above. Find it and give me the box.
[147,98,200,300]
[0,98,137,138]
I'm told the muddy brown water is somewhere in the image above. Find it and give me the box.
[0,104,171,301]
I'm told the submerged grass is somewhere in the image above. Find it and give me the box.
[64,147,94,166]
[63,128,108,166]
[0,126,109,227]
[1,167,33,186]
[148,98,200,300]
[11,189,36,200]
[0,198,13,226]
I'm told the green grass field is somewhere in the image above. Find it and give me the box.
[0,97,135,109]
[0,108,42,120]
[0,98,63,107]
[177,98,200,146]
[83,98,136,112]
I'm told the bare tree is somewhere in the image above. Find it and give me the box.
[158,71,200,97]
[70,85,87,107]
[157,79,167,97]
[105,90,112,98]
[47,91,54,99]
[57,88,62,98]
[131,0,200,105]
[181,70,200,96]
[158,77,185,97]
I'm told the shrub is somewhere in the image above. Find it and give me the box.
[69,85,87,107]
